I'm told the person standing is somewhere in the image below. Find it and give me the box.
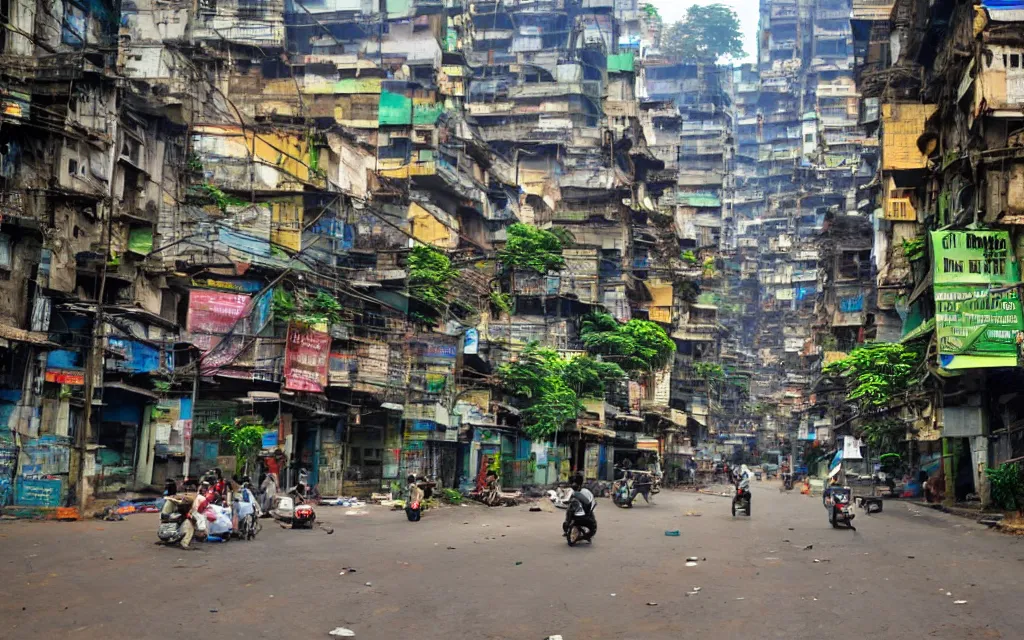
[405,475,424,522]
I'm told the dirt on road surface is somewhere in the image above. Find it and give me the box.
[2,483,1022,639]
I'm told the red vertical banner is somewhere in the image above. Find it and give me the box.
[284,325,331,392]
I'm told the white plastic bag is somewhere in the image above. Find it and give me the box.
[207,504,233,536]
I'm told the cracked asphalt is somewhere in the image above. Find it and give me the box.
[2,482,1022,639]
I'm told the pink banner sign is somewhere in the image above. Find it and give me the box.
[284,326,331,392]
[187,289,251,334]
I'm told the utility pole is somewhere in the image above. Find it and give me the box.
[76,205,113,512]
[77,89,119,512]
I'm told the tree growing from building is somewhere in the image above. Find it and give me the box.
[579,311,677,374]
[499,342,626,440]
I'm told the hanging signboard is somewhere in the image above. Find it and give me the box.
[931,231,1024,368]
[283,326,331,392]
[186,289,252,334]
[842,436,863,460]
[934,285,1024,367]
[931,230,1019,285]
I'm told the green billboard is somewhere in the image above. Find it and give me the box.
[934,285,1023,369]
[931,231,1022,369]
[931,230,1019,284]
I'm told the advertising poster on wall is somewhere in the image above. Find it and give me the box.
[283,325,331,392]
[930,231,1023,369]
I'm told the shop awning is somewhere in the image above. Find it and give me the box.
[900,317,935,344]
[104,381,161,400]
[636,439,660,451]
[578,423,616,438]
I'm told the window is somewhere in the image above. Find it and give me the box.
[1013,54,1021,68]
[0,234,12,270]
[61,1,86,47]
[804,133,814,142]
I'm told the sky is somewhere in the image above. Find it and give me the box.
[651,0,760,63]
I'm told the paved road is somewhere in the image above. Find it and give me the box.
[2,483,1023,639]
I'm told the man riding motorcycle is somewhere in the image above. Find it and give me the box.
[738,464,753,490]
[735,464,753,511]
[563,473,597,542]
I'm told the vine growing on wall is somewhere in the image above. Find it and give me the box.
[693,361,725,382]
[272,287,342,326]
[579,311,677,374]
[489,290,513,315]
[902,237,926,261]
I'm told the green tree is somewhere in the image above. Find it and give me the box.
[498,223,566,274]
[579,311,676,374]
[210,419,265,477]
[661,4,744,62]
[408,245,459,314]
[822,342,922,409]
[497,343,625,441]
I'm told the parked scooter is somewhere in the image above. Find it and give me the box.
[270,484,316,528]
[233,482,262,540]
[824,485,856,530]
[157,493,207,547]
[731,483,751,517]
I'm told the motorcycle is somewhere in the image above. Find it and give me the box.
[563,497,596,546]
[233,482,262,540]
[782,473,794,491]
[824,486,856,530]
[731,483,751,517]
[270,490,316,528]
[157,494,207,547]
[611,476,635,508]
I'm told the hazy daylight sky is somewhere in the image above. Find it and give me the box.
[650,0,760,63]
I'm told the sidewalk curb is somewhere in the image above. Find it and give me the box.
[908,500,1003,525]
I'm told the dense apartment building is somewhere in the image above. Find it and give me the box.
[0,0,740,512]
[719,0,877,464]
[840,0,1024,503]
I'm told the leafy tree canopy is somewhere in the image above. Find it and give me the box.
[580,311,677,374]
[498,342,626,440]
[661,4,744,62]
[822,342,922,409]
[408,245,459,312]
[498,223,567,274]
